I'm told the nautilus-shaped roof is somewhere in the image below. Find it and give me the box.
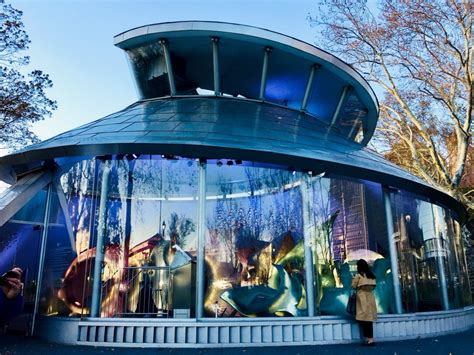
[113,21,378,145]
[0,21,464,220]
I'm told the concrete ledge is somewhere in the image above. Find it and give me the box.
[36,306,474,348]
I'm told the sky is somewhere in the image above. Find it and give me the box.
[9,0,332,145]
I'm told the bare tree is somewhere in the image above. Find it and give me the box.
[309,0,472,213]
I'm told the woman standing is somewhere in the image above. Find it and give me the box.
[352,259,377,346]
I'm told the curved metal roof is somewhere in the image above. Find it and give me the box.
[0,97,464,221]
[114,21,378,145]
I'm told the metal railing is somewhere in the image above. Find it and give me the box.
[100,266,171,318]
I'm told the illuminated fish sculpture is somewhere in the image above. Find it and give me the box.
[220,264,306,317]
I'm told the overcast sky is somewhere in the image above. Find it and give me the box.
[9,0,333,145]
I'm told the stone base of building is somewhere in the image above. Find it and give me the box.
[35,306,474,348]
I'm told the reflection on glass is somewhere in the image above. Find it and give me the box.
[311,178,393,316]
[40,155,198,318]
[8,155,467,320]
[205,163,306,317]
[390,192,469,312]
[0,189,46,326]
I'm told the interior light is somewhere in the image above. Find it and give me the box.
[217,161,223,167]
[226,160,234,166]
[235,160,242,165]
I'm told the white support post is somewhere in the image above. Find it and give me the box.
[382,187,403,314]
[31,183,53,335]
[160,39,176,96]
[90,159,112,317]
[259,47,272,101]
[196,160,207,318]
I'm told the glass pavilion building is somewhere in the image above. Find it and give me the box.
[0,22,472,347]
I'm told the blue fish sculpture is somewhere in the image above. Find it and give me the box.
[220,264,306,317]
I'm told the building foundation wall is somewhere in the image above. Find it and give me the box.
[36,306,474,347]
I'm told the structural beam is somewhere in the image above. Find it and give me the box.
[53,177,77,254]
[382,187,403,314]
[347,108,367,140]
[31,183,53,335]
[330,86,352,127]
[301,175,315,317]
[301,64,320,111]
[196,160,206,318]
[431,204,450,310]
[259,47,272,100]
[90,159,112,317]
[212,37,221,96]
[0,170,52,227]
[160,39,176,96]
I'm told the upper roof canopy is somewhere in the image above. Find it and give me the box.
[114,21,379,145]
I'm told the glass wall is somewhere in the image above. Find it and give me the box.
[390,191,471,312]
[0,155,470,321]
[0,189,47,330]
[204,162,305,317]
[307,177,394,316]
[40,155,198,318]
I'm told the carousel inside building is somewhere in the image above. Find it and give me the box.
[0,21,471,347]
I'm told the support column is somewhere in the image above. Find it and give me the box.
[90,159,112,317]
[300,175,315,317]
[330,86,352,127]
[160,39,176,96]
[31,183,53,335]
[212,37,221,96]
[196,160,207,318]
[259,47,272,100]
[382,187,403,314]
[431,205,450,310]
[301,64,320,111]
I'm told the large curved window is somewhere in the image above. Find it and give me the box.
[3,154,467,320]
[204,162,305,317]
[390,191,471,311]
[0,189,46,329]
[307,177,393,316]
[40,155,198,318]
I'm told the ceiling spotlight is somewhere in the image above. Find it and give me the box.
[162,154,177,160]
[126,153,139,161]
[226,160,234,166]
[235,160,242,165]
[217,160,223,167]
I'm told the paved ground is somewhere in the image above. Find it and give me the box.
[1,327,473,355]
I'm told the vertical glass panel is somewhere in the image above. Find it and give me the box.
[311,177,393,316]
[56,155,199,319]
[95,155,198,318]
[390,192,454,311]
[0,189,46,330]
[452,218,473,306]
[44,159,99,317]
[39,187,78,316]
[432,205,468,309]
[205,161,306,317]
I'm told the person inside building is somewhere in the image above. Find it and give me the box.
[0,267,24,327]
[352,259,377,346]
